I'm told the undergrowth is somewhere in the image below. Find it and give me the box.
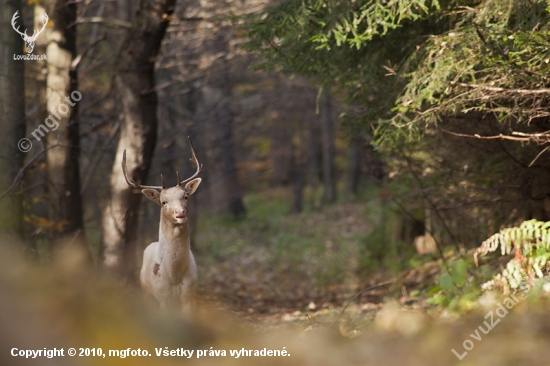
[195,187,369,291]
[193,186,459,314]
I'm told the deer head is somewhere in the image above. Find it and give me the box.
[11,10,48,54]
[122,137,202,225]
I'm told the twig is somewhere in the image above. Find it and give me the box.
[54,229,82,261]
[528,145,550,167]
[81,120,121,194]
[334,282,393,326]
[394,194,481,280]
[74,17,132,29]
[441,128,549,143]
[0,110,83,200]
[403,155,462,255]
[451,82,550,95]
[71,34,108,70]
[0,145,55,200]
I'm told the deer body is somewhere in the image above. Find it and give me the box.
[140,185,200,313]
[140,239,197,310]
[123,137,203,314]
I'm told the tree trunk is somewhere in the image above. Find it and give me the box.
[25,4,50,253]
[320,87,336,202]
[290,141,305,213]
[529,167,550,221]
[45,0,87,254]
[101,0,177,283]
[307,115,321,207]
[33,3,49,142]
[270,118,291,186]
[185,101,204,246]
[200,83,246,218]
[117,0,134,22]
[0,0,26,240]
[364,140,384,185]
[159,84,201,246]
[345,136,362,200]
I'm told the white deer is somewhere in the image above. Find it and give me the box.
[122,137,202,314]
[11,10,48,54]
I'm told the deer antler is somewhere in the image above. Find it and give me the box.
[122,150,164,191]
[122,137,202,191]
[11,11,48,40]
[31,13,48,40]
[11,11,28,38]
[178,137,203,186]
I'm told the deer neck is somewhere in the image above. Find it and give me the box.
[158,213,191,283]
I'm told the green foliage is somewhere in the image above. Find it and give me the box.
[439,273,454,290]
[244,0,446,129]
[428,257,482,312]
[388,0,550,138]
[246,0,440,61]
[451,259,468,287]
[245,0,550,147]
[475,219,550,293]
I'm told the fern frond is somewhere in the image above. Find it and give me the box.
[474,219,550,293]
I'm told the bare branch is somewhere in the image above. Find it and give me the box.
[441,128,550,143]
[71,34,108,70]
[75,17,132,29]
[452,82,550,95]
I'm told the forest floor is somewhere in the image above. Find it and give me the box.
[194,188,443,333]
[188,189,550,366]
[5,188,550,366]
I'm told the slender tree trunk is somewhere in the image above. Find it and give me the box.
[290,141,305,213]
[25,4,50,253]
[159,85,201,245]
[364,140,384,185]
[307,116,321,207]
[33,3,49,139]
[345,136,362,200]
[117,0,133,23]
[45,1,88,255]
[101,0,177,283]
[270,117,291,186]
[193,48,245,218]
[320,87,336,202]
[182,100,202,246]
[200,82,246,217]
[528,167,550,221]
[0,0,25,240]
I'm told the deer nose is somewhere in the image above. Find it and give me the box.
[175,209,186,219]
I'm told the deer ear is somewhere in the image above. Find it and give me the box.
[142,189,161,205]
[184,178,201,196]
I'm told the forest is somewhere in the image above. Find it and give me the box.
[2,0,550,365]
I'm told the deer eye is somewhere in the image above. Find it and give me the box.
[161,201,167,205]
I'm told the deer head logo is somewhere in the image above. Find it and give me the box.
[11,11,48,54]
